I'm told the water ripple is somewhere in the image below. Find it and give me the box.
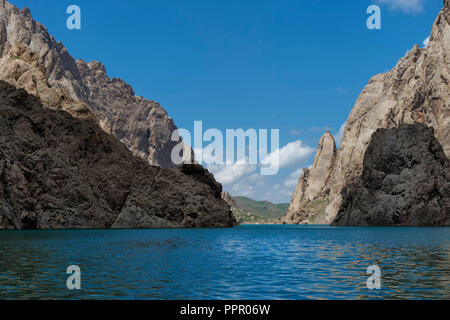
[0,225,449,299]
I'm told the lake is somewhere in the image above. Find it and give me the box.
[0,225,449,299]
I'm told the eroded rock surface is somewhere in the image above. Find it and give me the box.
[284,1,450,224]
[0,42,96,122]
[221,191,237,208]
[326,1,450,221]
[0,0,189,167]
[282,132,336,224]
[0,80,235,229]
[332,124,450,226]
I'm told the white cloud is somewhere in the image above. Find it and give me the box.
[334,122,346,146]
[423,36,430,48]
[261,140,315,169]
[289,129,302,136]
[223,166,309,203]
[335,87,348,95]
[376,0,425,14]
[227,178,294,203]
[228,173,268,198]
[265,188,294,203]
[197,139,316,203]
[230,181,255,197]
[309,126,333,133]
[198,138,314,187]
[290,127,335,136]
[208,158,257,186]
[284,169,302,188]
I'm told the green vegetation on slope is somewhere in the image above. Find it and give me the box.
[233,197,289,219]
[303,198,330,225]
[231,207,270,224]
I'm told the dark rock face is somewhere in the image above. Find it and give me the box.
[0,0,190,168]
[332,124,450,226]
[324,1,450,221]
[0,80,236,229]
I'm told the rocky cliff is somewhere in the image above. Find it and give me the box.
[0,80,235,229]
[332,124,450,226]
[0,42,97,122]
[325,0,450,222]
[282,132,336,224]
[221,191,237,208]
[283,0,450,224]
[0,0,189,168]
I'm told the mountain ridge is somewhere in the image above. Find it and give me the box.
[282,131,336,224]
[233,196,288,220]
[0,79,235,229]
[0,0,190,168]
[282,0,450,225]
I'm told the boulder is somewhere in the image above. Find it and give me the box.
[332,124,450,226]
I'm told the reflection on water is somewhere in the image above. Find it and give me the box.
[0,225,449,299]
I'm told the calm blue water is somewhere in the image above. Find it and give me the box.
[0,225,449,300]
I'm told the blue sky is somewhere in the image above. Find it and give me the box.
[12,0,443,202]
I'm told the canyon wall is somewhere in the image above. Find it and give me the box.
[0,0,189,167]
[282,132,336,224]
[0,1,233,229]
[284,1,450,225]
[332,124,449,226]
[0,80,235,229]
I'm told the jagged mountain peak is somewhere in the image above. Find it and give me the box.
[0,79,235,229]
[284,0,449,225]
[282,130,337,224]
[0,0,189,168]
[321,130,333,139]
[325,0,450,222]
[319,131,334,146]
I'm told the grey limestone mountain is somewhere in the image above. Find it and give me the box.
[283,0,450,225]
[325,0,449,223]
[0,0,189,168]
[221,191,237,208]
[0,0,235,229]
[282,131,336,224]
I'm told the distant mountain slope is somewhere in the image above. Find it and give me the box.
[233,197,288,219]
